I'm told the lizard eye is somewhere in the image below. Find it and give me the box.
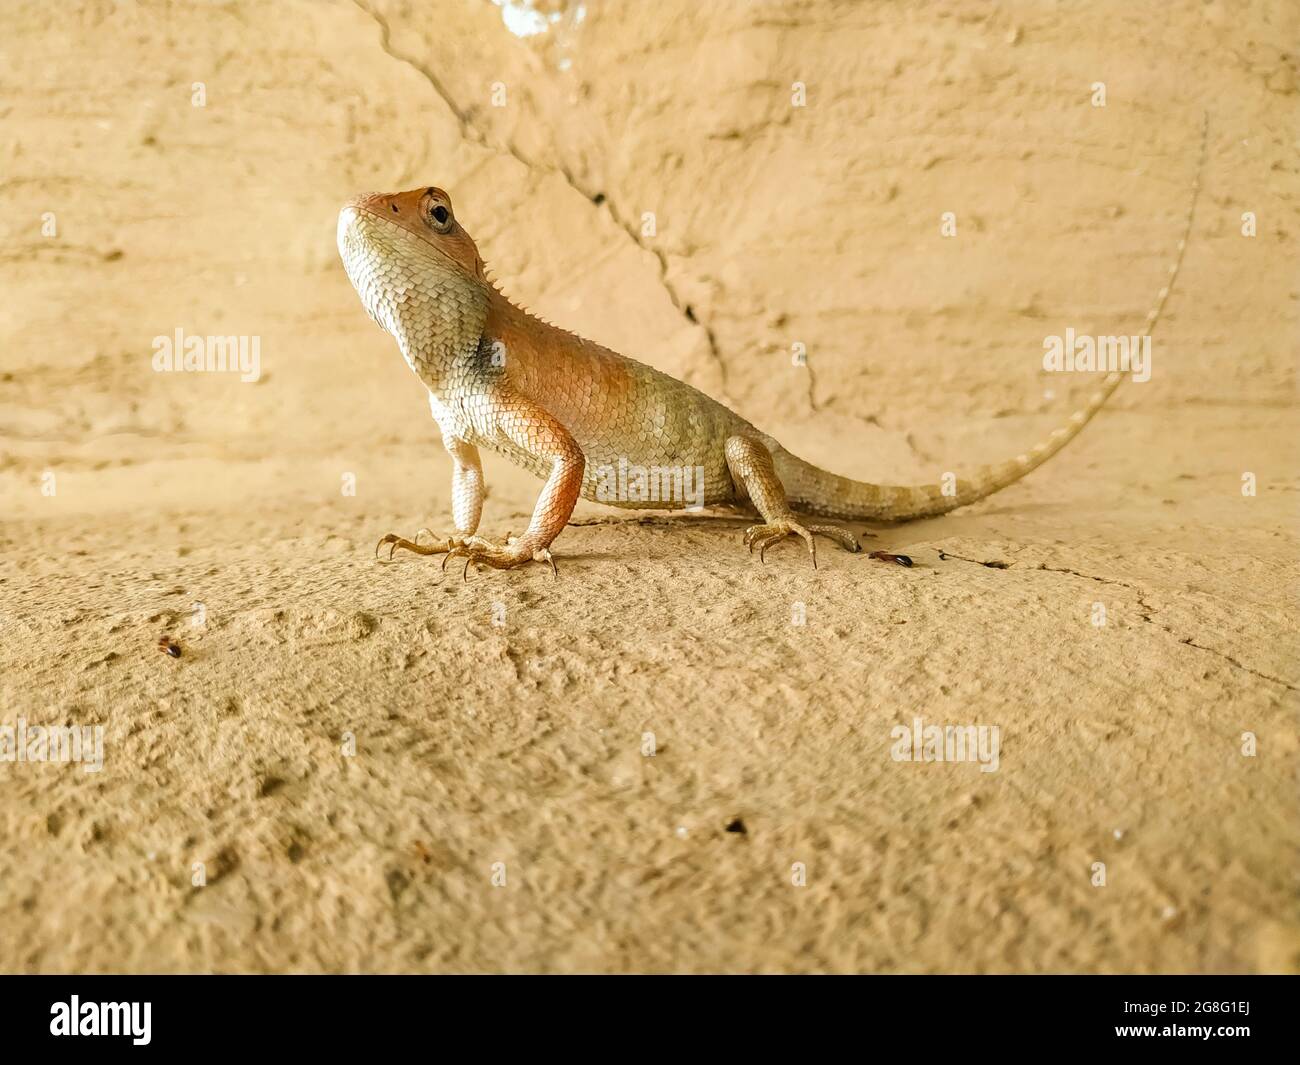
[428,203,452,231]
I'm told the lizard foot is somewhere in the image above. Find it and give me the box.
[375,529,455,562]
[441,536,556,580]
[742,521,861,568]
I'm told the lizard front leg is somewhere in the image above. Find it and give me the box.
[443,390,585,578]
[377,423,484,561]
[725,434,860,567]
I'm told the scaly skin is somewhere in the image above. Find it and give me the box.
[339,122,1203,574]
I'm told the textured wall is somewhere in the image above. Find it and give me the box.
[2,0,1295,514]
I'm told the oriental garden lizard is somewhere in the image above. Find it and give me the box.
[338,121,1204,575]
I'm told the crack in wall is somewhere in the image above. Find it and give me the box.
[1041,562,1298,692]
[353,0,731,393]
[804,380,937,466]
[936,552,1299,692]
[804,355,821,417]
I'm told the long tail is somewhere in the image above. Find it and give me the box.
[782,113,1208,524]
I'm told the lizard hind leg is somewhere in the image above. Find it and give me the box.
[724,435,861,568]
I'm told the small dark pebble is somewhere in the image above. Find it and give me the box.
[725,818,747,835]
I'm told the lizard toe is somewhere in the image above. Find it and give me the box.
[743,520,862,568]
[441,537,557,579]
[375,531,453,562]
[806,524,861,553]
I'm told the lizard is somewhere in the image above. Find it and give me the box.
[338,120,1204,576]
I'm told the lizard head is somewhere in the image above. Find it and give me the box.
[337,187,490,355]
[339,186,486,279]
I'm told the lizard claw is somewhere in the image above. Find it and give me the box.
[536,547,557,577]
[441,536,558,578]
[741,521,860,568]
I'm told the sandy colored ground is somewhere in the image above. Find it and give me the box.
[0,0,1296,973]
